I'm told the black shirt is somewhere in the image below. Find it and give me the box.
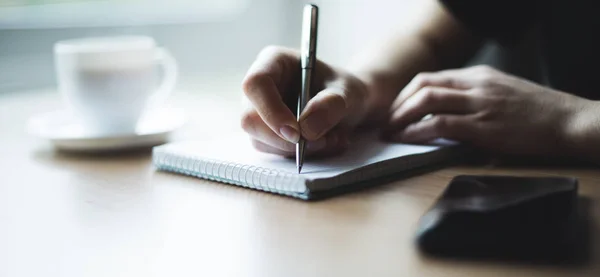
[440,0,600,99]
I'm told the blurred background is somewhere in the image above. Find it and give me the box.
[0,0,539,95]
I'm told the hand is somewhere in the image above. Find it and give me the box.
[241,46,369,157]
[384,65,591,156]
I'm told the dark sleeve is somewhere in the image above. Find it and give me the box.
[439,0,538,44]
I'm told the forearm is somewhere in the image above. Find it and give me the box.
[348,33,440,123]
[346,0,481,124]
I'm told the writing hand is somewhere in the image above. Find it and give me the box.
[241,46,369,157]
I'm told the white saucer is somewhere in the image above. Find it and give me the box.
[27,109,186,152]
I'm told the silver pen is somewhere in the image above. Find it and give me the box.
[297,4,319,174]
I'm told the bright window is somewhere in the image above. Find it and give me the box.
[0,0,249,29]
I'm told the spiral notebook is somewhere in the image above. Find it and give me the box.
[152,133,461,200]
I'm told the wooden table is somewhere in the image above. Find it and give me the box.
[1,88,599,277]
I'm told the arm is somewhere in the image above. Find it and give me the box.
[341,1,600,163]
[347,0,482,124]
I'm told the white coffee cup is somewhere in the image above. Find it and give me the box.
[54,36,178,136]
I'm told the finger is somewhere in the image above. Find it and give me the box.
[249,137,330,157]
[242,46,301,143]
[242,108,348,153]
[240,108,296,152]
[388,114,477,143]
[313,129,351,158]
[250,129,349,158]
[299,82,366,141]
[391,65,497,111]
[390,71,467,112]
[251,140,295,157]
[386,87,476,133]
[307,129,350,157]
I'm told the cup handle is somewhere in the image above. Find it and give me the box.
[150,47,178,109]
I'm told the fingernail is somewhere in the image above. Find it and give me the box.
[301,111,329,139]
[307,137,327,151]
[280,125,300,143]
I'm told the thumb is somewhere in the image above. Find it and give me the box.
[298,85,364,141]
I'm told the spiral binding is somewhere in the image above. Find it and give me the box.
[152,148,307,196]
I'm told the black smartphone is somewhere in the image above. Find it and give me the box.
[414,175,589,265]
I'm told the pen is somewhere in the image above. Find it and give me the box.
[297,4,318,174]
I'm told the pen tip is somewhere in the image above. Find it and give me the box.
[298,165,302,174]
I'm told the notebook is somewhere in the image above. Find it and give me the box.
[152,133,462,200]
